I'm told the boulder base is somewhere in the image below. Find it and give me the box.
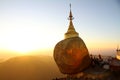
[54,37,91,74]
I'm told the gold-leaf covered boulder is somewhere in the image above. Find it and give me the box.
[54,37,91,74]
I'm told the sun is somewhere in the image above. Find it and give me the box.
[6,37,38,54]
[8,43,34,53]
[2,27,46,54]
[1,26,58,54]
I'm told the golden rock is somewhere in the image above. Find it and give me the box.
[54,37,91,74]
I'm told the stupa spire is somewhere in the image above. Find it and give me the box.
[116,45,120,60]
[116,45,120,51]
[69,4,73,20]
[64,4,79,39]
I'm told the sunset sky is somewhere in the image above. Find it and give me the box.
[0,0,120,58]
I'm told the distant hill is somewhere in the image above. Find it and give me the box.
[0,55,64,80]
[0,58,5,63]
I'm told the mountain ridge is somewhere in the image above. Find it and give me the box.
[0,55,63,80]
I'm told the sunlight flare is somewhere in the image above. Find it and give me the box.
[1,26,58,53]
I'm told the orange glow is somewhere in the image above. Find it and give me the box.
[116,55,120,60]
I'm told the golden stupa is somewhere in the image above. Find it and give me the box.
[54,4,91,74]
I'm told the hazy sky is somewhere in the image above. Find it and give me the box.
[0,0,120,58]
